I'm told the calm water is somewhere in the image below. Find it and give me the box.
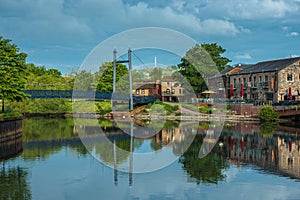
[1,117,300,200]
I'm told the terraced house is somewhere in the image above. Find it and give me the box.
[226,57,300,103]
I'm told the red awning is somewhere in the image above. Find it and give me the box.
[230,84,234,98]
[240,83,244,98]
[288,87,292,99]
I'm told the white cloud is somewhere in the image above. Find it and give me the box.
[290,32,299,36]
[235,53,253,60]
[205,0,298,19]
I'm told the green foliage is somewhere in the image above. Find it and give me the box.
[0,167,31,199]
[149,67,163,81]
[72,70,96,91]
[8,99,72,114]
[178,43,231,94]
[150,100,179,115]
[226,104,231,110]
[97,62,128,92]
[259,122,279,137]
[0,36,28,111]
[258,105,279,121]
[0,110,21,119]
[201,43,232,72]
[199,105,212,113]
[179,134,229,184]
[95,101,112,115]
[26,63,74,90]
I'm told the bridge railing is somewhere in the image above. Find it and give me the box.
[22,90,157,103]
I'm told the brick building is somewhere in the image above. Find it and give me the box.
[227,57,300,103]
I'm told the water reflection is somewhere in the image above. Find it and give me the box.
[20,117,300,183]
[222,122,300,180]
[0,119,23,160]
[1,117,300,199]
[0,166,31,200]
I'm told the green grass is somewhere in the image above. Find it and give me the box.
[0,111,22,119]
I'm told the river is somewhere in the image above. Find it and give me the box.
[1,117,300,200]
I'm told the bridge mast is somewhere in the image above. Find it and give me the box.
[113,48,117,93]
[128,48,133,111]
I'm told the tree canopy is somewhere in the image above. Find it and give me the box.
[97,62,128,92]
[178,43,231,95]
[0,36,28,112]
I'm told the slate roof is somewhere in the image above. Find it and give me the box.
[234,57,300,75]
[136,83,157,89]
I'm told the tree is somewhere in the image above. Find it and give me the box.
[258,105,279,122]
[96,62,128,92]
[178,43,231,94]
[201,43,231,72]
[149,67,162,81]
[0,36,28,112]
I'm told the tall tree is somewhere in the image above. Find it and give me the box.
[96,62,128,92]
[0,36,27,112]
[201,43,231,72]
[178,43,231,94]
[149,67,163,81]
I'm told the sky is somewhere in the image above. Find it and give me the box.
[1,0,300,74]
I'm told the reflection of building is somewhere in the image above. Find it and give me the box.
[222,129,300,179]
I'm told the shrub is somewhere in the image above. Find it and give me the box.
[258,105,278,121]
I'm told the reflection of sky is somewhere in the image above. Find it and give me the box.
[2,147,300,200]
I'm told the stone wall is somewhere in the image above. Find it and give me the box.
[278,63,300,102]
[230,103,260,116]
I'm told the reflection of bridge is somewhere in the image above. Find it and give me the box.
[22,90,157,104]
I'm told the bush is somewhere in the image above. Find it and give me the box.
[226,104,231,110]
[258,105,278,121]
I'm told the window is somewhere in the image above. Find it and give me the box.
[243,77,246,85]
[171,89,175,94]
[136,89,139,95]
[238,78,241,83]
[141,89,145,94]
[234,78,236,84]
[179,89,182,94]
[259,76,262,83]
[287,73,293,81]
[265,75,269,82]
[166,89,170,94]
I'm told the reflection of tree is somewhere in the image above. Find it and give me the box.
[150,133,163,151]
[22,143,62,161]
[22,117,87,160]
[259,122,279,137]
[94,136,143,165]
[179,134,229,184]
[22,117,76,141]
[0,167,31,199]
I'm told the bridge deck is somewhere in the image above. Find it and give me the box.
[22,90,157,104]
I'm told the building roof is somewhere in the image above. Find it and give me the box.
[234,57,300,75]
[135,83,157,90]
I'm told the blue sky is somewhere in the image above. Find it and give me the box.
[1,0,300,74]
